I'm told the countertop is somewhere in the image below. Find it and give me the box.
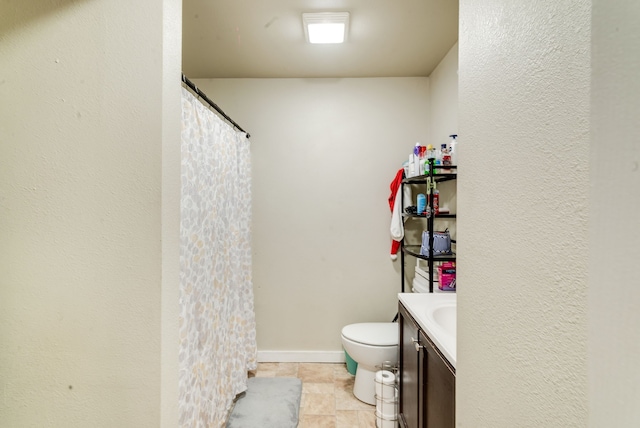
[398,292,457,368]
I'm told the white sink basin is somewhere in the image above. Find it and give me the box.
[430,304,456,338]
[398,293,457,367]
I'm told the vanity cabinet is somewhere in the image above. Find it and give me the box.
[398,302,455,428]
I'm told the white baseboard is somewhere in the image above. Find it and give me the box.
[257,350,346,363]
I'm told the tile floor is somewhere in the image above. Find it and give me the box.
[249,362,378,428]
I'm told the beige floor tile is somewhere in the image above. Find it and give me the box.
[335,387,375,411]
[298,362,338,383]
[303,382,335,394]
[253,362,278,377]
[358,409,377,428]
[251,362,380,427]
[336,410,360,428]
[257,362,280,371]
[334,376,355,394]
[276,362,299,377]
[301,392,336,416]
[299,414,337,428]
[334,363,354,379]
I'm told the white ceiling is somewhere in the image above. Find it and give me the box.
[182,0,459,79]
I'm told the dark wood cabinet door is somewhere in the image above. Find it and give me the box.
[399,305,421,428]
[422,330,455,428]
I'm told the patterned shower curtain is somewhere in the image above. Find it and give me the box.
[179,87,257,427]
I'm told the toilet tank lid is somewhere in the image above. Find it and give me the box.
[342,323,398,346]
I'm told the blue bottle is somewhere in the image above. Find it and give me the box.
[417,194,426,215]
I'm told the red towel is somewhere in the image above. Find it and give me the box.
[388,169,404,256]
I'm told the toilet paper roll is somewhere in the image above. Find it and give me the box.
[375,410,398,428]
[376,398,398,419]
[374,370,396,399]
[375,370,395,385]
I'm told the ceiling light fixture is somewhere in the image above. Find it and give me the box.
[302,12,350,44]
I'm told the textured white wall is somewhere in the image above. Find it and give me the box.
[428,42,459,239]
[429,42,459,149]
[161,0,182,425]
[195,78,429,353]
[458,1,589,426]
[0,0,180,426]
[590,1,640,425]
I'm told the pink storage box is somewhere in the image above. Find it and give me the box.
[437,262,456,291]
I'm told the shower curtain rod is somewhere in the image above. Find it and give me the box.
[181,73,251,138]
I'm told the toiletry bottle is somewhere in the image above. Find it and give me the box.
[413,143,422,177]
[419,146,429,176]
[433,189,440,215]
[442,145,451,165]
[427,144,436,160]
[449,134,458,166]
[441,143,451,172]
[417,193,426,216]
[421,156,430,175]
[435,144,443,167]
[408,153,416,177]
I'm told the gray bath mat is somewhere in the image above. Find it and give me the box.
[227,377,302,428]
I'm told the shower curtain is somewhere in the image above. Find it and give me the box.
[179,87,257,427]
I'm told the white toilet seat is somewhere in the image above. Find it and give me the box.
[341,322,399,405]
[341,322,398,346]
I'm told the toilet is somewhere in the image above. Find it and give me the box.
[341,322,399,405]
